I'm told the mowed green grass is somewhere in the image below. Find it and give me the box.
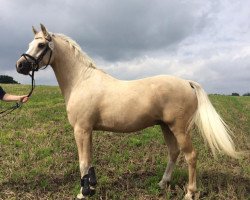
[0,84,249,200]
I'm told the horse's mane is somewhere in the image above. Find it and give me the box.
[53,33,96,69]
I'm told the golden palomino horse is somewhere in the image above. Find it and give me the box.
[16,24,239,200]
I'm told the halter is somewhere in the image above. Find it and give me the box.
[21,37,53,72]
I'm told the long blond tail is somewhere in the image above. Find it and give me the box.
[189,81,239,158]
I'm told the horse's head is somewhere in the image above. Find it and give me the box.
[16,24,54,75]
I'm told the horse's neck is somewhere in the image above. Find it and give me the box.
[51,37,100,103]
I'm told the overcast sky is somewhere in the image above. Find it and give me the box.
[0,0,249,94]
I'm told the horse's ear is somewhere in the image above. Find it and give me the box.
[32,26,38,35]
[40,23,51,40]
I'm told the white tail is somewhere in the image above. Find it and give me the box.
[189,81,239,158]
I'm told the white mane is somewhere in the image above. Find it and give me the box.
[54,33,96,69]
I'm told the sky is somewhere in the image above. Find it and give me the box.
[0,0,249,94]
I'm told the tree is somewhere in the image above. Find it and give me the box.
[0,75,19,84]
[231,92,240,96]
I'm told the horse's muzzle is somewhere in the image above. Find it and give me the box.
[16,61,33,75]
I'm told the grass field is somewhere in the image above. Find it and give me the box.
[0,84,249,200]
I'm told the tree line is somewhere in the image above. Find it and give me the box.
[232,92,250,96]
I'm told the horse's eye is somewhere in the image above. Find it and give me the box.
[38,43,45,48]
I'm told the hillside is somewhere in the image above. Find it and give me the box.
[0,84,249,199]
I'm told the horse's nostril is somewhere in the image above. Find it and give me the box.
[16,63,21,73]
[16,61,32,75]
[16,63,22,73]
[18,62,23,69]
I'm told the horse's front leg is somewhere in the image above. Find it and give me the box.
[74,126,97,200]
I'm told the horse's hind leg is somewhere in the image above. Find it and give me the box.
[158,124,180,189]
[170,124,197,200]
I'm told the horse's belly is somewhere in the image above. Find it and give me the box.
[94,121,158,133]
[94,112,160,133]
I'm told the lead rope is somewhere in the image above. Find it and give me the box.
[27,70,36,97]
